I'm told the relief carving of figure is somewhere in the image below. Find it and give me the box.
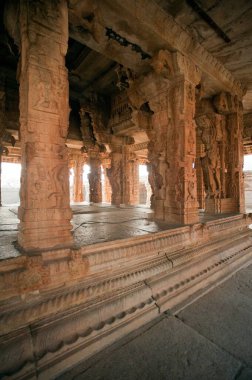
[197,115,222,199]
[33,70,52,109]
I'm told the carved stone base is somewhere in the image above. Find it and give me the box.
[1,214,251,379]
[155,200,199,224]
[18,207,73,251]
[205,198,238,214]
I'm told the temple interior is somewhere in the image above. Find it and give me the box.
[0,0,252,379]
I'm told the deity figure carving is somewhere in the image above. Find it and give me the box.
[196,114,222,199]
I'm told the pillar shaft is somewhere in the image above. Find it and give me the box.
[107,152,122,206]
[150,80,199,223]
[18,0,73,251]
[122,148,139,205]
[227,109,245,213]
[128,51,200,223]
[73,156,84,202]
[102,160,112,203]
[89,154,102,203]
[196,92,245,214]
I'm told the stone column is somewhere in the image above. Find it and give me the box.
[107,149,123,206]
[102,158,112,203]
[196,92,244,214]
[88,150,102,203]
[122,147,139,205]
[140,51,200,224]
[214,92,245,213]
[73,154,85,202]
[132,157,140,205]
[18,0,73,251]
[196,127,205,210]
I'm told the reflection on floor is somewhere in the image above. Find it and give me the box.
[0,203,242,260]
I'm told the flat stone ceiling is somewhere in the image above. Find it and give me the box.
[156,0,252,112]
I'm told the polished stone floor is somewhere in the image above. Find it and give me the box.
[0,203,243,260]
[58,263,252,380]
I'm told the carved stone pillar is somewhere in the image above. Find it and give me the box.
[17,0,73,251]
[102,159,112,203]
[196,92,244,214]
[73,155,85,202]
[196,128,205,210]
[88,150,102,203]
[107,150,123,206]
[122,147,139,205]
[132,157,140,205]
[135,51,200,224]
[214,92,245,213]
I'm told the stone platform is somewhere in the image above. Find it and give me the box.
[0,205,252,379]
[0,203,244,260]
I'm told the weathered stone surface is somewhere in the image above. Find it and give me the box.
[1,1,252,378]
[178,264,252,367]
[16,0,73,251]
[58,316,241,380]
[195,92,245,214]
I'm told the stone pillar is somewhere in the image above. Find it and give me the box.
[102,159,112,203]
[196,97,227,213]
[223,97,245,213]
[141,51,200,224]
[73,155,85,202]
[196,128,205,210]
[107,150,123,206]
[196,92,244,214]
[88,151,102,203]
[122,147,139,205]
[18,0,73,251]
[132,157,140,205]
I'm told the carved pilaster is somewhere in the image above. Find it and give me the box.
[17,0,73,251]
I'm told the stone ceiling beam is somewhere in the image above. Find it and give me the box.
[112,0,245,98]
[69,0,245,98]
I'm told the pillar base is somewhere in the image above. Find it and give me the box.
[205,198,238,214]
[154,200,199,224]
[18,207,73,252]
